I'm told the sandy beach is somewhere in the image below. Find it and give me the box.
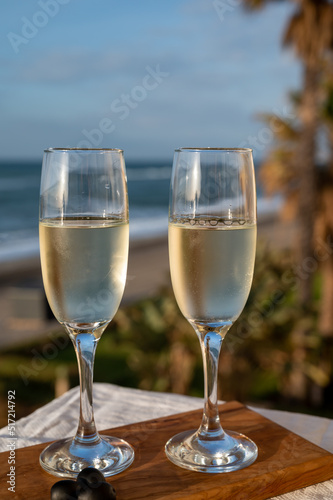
[0,215,295,350]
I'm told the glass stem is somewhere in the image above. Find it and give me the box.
[196,326,229,439]
[70,332,101,446]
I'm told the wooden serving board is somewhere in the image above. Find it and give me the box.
[1,401,333,500]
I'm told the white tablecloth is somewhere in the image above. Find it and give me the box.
[1,383,333,499]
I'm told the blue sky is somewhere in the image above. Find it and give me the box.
[0,0,300,161]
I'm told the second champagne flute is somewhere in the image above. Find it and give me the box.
[39,148,134,477]
[166,148,258,473]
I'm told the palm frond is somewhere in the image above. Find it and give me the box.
[283,0,333,65]
[256,112,300,142]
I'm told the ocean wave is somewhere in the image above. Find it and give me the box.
[0,232,39,262]
[130,215,168,241]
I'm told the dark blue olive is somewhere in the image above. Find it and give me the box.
[77,481,116,500]
[77,467,105,487]
[51,479,78,500]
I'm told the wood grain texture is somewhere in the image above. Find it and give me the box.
[1,401,333,500]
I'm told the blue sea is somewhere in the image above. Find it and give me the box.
[0,159,281,263]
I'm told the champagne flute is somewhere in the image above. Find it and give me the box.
[39,148,134,477]
[166,148,258,473]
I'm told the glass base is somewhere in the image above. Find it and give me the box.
[39,434,134,478]
[165,428,257,473]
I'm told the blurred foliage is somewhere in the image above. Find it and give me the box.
[1,241,333,427]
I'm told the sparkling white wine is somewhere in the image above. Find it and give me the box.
[39,217,129,326]
[169,219,256,325]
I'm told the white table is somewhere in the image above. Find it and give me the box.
[1,383,332,499]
